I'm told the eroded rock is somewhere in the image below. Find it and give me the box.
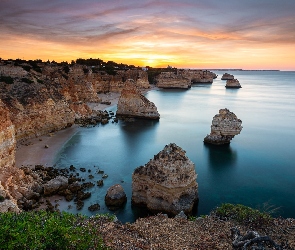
[116,79,160,119]
[225,79,242,88]
[132,143,198,215]
[221,73,234,80]
[204,108,242,145]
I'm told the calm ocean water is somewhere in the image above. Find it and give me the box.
[54,71,295,223]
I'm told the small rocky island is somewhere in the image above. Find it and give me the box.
[221,73,235,80]
[116,79,160,119]
[204,108,243,145]
[225,79,242,88]
[132,143,198,215]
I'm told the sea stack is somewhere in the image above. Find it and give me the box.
[225,79,242,88]
[221,73,234,80]
[156,72,191,89]
[204,108,242,145]
[116,79,160,119]
[132,143,198,215]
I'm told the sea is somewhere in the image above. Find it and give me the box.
[54,70,295,223]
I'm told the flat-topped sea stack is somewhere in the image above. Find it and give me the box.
[221,73,234,80]
[226,79,242,88]
[132,143,198,215]
[204,108,242,145]
[156,72,191,89]
[116,79,160,119]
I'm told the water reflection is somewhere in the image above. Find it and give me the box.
[204,143,237,170]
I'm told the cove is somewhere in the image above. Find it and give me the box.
[54,71,295,223]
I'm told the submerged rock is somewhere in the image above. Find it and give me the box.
[204,108,242,145]
[225,79,242,88]
[132,143,198,216]
[116,79,160,119]
[105,184,127,210]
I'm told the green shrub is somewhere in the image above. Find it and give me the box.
[0,211,108,249]
[0,195,4,202]
[0,76,14,84]
[37,79,44,84]
[214,203,272,227]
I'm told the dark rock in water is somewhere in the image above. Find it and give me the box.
[80,168,86,172]
[132,143,198,216]
[76,191,91,201]
[88,203,100,212]
[81,182,94,189]
[97,180,104,187]
[69,165,76,171]
[76,200,84,210]
[97,170,104,174]
[88,174,94,179]
[68,182,82,193]
[105,184,127,210]
[102,174,108,179]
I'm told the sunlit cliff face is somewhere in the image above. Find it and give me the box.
[0,0,295,70]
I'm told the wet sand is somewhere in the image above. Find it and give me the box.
[15,125,80,168]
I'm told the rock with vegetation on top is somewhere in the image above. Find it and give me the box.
[132,143,198,215]
[116,79,160,119]
[204,108,242,145]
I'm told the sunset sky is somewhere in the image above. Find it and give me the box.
[0,0,294,70]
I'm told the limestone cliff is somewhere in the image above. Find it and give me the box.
[225,79,242,88]
[204,108,243,145]
[132,143,198,215]
[181,69,216,84]
[116,80,160,119]
[221,73,234,80]
[156,72,191,89]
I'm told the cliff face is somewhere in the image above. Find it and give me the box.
[181,70,216,83]
[204,108,243,145]
[132,143,198,215]
[0,64,150,139]
[117,80,160,119]
[156,72,191,89]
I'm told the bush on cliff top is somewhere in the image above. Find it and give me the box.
[0,211,110,249]
[214,203,272,228]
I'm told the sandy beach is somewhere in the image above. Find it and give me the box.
[15,87,155,168]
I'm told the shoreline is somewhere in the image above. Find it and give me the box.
[15,86,157,168]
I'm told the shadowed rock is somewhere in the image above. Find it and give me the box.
[132,143,198,216]
[105,184,127,210]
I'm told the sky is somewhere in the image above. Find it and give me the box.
[0,0,295,70]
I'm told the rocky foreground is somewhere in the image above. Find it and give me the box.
[82,212,295,249]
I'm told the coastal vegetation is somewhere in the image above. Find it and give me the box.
[0,211,112,249]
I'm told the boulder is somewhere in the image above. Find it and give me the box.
[105,184,127,210]
[225,79,242,88]
[116,79,160,119]
[0,199,20,213]
[43,176,68,196]
[221,73,234,80]
[204,108,242,145]
[132,143,198,215]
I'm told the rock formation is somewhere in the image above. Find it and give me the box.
[105,184,127,210]
[225,79,242,88]
[181,69,217,84]
[221,73,234,80]
[156,72,191,89]
[116,80,160,119]
[132,143,198,215]
[204,108,242,145]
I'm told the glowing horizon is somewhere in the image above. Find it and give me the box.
[1,0,295,70]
